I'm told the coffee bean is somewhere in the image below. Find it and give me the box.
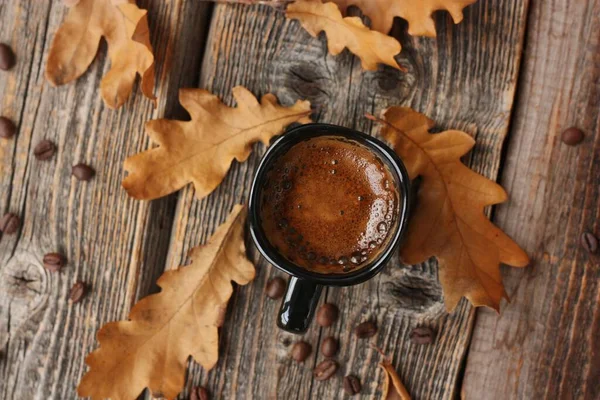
[313,359,338,381]
[265,277,286,299]
[69,281,87,303]
[291,341,312,362]
[34,140,57,161]
[410,326,436,344]
[0,43,15,70]
[561,127,584,146]
[316,303,339,327]
[43,252,66,272]
[581,232,598,254]
[72,163,95,181]
[343,375,362,396]
[0,212,20,234]
[190,386,209,400]
[354,321,377,339]
[0,116,16,139]
[320,336,338,357]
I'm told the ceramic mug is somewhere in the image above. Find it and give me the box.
[248,124,411,333]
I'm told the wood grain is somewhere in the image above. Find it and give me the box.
[463,0,600,398]
[0,1,211,399]
[166,2,529,399]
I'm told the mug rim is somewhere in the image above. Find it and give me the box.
[248,123,411,286]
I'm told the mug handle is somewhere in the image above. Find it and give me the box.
[277,277,323,334]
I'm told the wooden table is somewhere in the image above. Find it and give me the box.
[1,0,598,399]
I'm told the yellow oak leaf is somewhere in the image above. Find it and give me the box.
[380,360,411,400]
[122,86,312,200]
[46,0,156,109]
[77,205,254,400]
[286,0,404,71]
[371,107,529,311]
[330,0,478,37]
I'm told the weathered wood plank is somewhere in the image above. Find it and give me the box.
[0,1,211,399]
[463,0,600,398]
[167,1,529,399]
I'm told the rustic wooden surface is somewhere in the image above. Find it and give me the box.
[0,1,211,399]
[0,0,597,399]
[462,0,600,399]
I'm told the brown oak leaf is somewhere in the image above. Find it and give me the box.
[122,86,312,200]
[77,205,254,400]
[330,0,478,36]
[380,360,411,400]
[287,0,404,71]
[370,107,529,311]
[46,0,155,109]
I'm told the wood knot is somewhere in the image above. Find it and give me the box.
[2,255,46,299]
[0,253,49,348]
[281,64,332,106]
[378,255,445,318]
[371,66,415,98]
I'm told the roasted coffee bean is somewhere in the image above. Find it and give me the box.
[0,116,16,139]
[354,321,377,339]
[313,359,338,381]
[265,277,286,299]
[291,341,312,362]
[0,43,15,70]
[0,212,20,234]
[43,252,66,272]
[410,326,436,344]
[561,127,585,146]
[316,303,339,327]
[72,163,95,181]
[581,232,598,254]
[34,140,57,161]
[190,386,209,400]
[320,336,338,357]
[343,375,362,396]
[69,281,87,303]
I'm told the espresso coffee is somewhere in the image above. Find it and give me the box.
[260,136,399,273]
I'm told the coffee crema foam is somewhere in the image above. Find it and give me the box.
[260,136,400,274]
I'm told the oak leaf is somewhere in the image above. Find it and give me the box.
[371,107,529,311]
[122,86,312,200]
[287,0,403,71]
[380,360,411,400]
[330,0,478,37]
[77,205,254,400]
[46,0,156,109]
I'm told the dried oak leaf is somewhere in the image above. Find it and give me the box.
[123,86,311,200]
[371,107,529,311]
[77,205,254,400]
[46,0,156,109]
[330,0,478,37]
[287,0,403,71]
[380,360,411,400]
